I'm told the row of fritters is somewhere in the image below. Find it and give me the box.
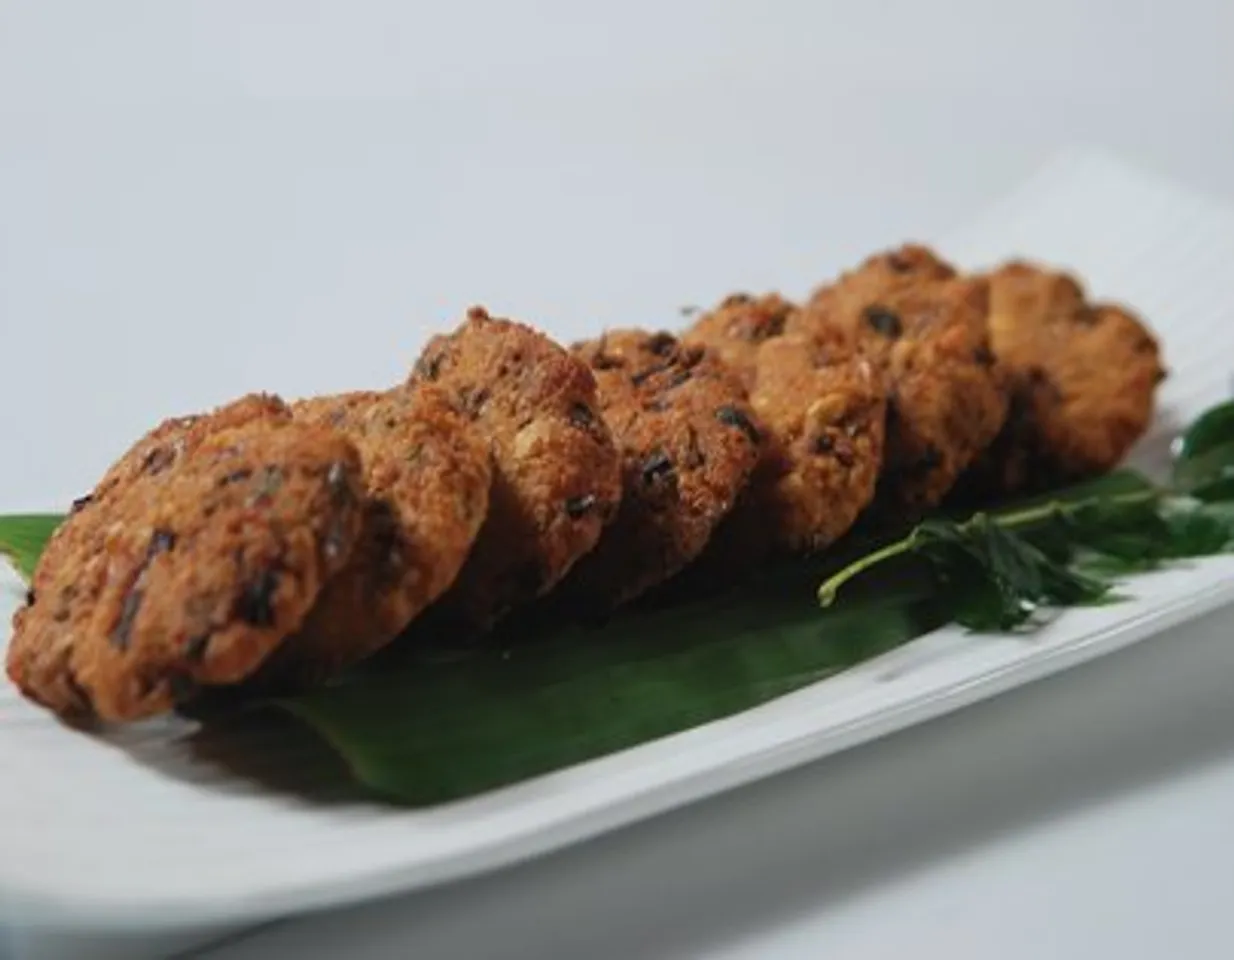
[5,245,1166,722]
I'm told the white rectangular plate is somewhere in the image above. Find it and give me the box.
[4,149,1234,929]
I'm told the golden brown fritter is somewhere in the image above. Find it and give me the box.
[561,329,762,610]
[954,261,1166,498]
[681,292,797,386]
[246,385,492,689]
[792,245,1008,514]
[807,245,957,309]
[8,422,365,721]
[88,393,293,508]
[409,307,623,628]
[703,330,887,561]
[8,392,298,718]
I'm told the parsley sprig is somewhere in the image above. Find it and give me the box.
[819,402,1234,631]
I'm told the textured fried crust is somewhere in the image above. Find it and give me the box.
[808,244,957,305]
[955,261,1166,498]
[409,306,622,627]
[682,292,797,386]
[792,245,1008,514]
[8,509,109,718]
[88,393,292,508]
[562,329,763,609]
[7,393,296,718]
[704,330,887,559]
[8,422,365,721]
[245,386,492,688]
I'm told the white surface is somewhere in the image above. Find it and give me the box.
[189,597,1234,960]
[5,151,1234,931]
[3,3,1234,958]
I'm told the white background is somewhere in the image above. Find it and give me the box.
[4,0,1234,509]
[3,2,1234,957]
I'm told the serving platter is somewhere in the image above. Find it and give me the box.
[4,148,1234,928]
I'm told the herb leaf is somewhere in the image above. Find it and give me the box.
[878,512,1113,632]
[1175,400,1234,462]
[0,515,63,581]
[1172,400,1234,500]
[821,475,1157,612]
[820,460,1234,631]
[1173,439,1234,500]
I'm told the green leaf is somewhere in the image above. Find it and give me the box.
[0,514,63,581]
[990,468,1159,515]
[910,513,1113,632]
[278,569,944,805]
[1173,402,1234,501]
[280,458,1203,803]
[1160,499,1234,554]
[1175,400,1234,462]
[1173,439,1234,501]
[818,471,1161,617]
